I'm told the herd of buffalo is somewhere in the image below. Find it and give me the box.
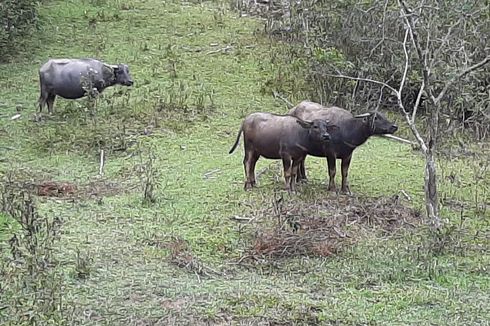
[36,58,398,193]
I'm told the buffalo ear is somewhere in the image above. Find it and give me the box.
[296,118,313,129]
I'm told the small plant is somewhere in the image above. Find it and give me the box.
[135,145,160,205]
[74,248,93,280]
[0,173,66,324]
[80,68,100,126]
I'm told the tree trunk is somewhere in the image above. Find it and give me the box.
[425,103,441,229]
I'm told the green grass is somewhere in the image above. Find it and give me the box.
[0,0,489,324]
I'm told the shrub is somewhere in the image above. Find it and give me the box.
[0,0,40,61]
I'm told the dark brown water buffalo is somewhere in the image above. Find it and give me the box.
[289,101,398,193]
[229,112,334,191]
[38,58,133,113]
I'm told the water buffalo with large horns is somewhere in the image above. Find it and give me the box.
[229,112,335,192]
[289,101,398,193]
[38,58,133,113]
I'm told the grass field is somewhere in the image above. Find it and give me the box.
[0,0,489,325]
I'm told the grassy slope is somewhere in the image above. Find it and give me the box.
[0,0,488,324]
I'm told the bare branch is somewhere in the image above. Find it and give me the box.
[374,85,385,113]
[398,28,410,97]
[401,110,428,154]
[412,79,425,123]
[272,90,294,109]
[377,134,418,146]
[429,19,462,70]
[399,0,430,84]
[326,74,399,96]
[327,73,428,153]
[434,55,490,104]
[369,0,389,57]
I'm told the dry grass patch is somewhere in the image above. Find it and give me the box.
[239,193,422,261]
[2,170,132,201]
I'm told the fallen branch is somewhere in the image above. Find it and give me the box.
[203,168,221,179]
[206,45,233,55]
[230,215,253,222]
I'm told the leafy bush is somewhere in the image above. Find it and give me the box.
[0,0,40,61]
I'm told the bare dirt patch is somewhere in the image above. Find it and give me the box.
[238,193,422,261]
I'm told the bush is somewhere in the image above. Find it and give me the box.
[0,0,40,61]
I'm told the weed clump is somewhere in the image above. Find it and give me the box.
[150,236,224,279]
[0,175,66,324]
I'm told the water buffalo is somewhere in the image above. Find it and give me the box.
[229,112,334,191]
[38,58,134,113]
[289,101,398,193]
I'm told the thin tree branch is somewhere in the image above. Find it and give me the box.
[369,0,389,57]
[326,74,399,96]
[434,55,490,104]
[429,19,461,70]
[378,134,418,146]
[398,29,410,99]
[374,85,385,113]
[328,73,429,153]
[272,90,295,109]
[412,79,425,123]
[399,0,430,84]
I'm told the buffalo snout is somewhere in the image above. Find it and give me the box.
[389,124,398,133]
[322,133,330,141]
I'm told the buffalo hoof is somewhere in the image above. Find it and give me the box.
[327,185,336,192]
[340,188,352,195]
[286,187,297,194]
[244,182,255,191]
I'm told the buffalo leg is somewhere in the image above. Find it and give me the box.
[248,153,259,187]
[327,156,336,191]
[46,94,56,114]
[38,94,46,113]
[244,151,259,190]
[296,158,307,183]
[340,154,352,194]
[282,157,293,191]
[38,82,48,113]
[290,159,302,192]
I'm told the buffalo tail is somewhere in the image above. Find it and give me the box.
[228,125,243,154]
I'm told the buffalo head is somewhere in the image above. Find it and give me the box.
[355,112,398,135]
[296,118,333,142]
[112,64,134,86]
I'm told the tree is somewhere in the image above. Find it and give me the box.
[265,0,489,228]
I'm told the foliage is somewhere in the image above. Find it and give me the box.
[263,0,490,140]
[0,0,40,61]
[0,174,66,324]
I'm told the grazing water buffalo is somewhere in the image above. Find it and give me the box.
[38,58,133,113]
[229,112,334,191]
[289,101,398,193]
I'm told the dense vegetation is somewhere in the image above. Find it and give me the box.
[0,0,488,324]
[252,0,490,140]
[0,0,40,61]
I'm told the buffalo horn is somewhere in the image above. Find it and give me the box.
[354,112,371,118]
